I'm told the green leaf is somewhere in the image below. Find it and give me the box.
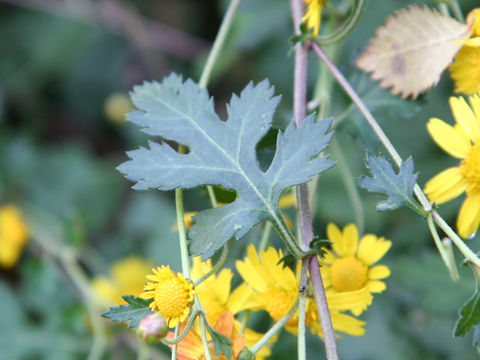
[118,73,334,259]
[209,327,233,360]
[358,154,423,213]
[101,296,153,328]
[454,278,480,337]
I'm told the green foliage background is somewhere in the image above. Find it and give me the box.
[1,0,479,358]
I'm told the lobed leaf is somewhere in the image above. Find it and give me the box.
[358,154,421,212]
[454,279,480,337]
[118,73,334,259]
[101,296,153,328]
[356,5,471,99]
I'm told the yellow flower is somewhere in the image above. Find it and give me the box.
[450,9,480,94]
[236,245,371,337]
[320,223,391,316]
[191,257,273,359]
[91,256,152,305]
[141,266,195,327]
[167,311,246,360]
[103,92,132,125]
[302,0,327,36]
[424,95,480,238]
[0,205,29,268]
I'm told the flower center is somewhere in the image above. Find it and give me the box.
[461,143,480,195]
[262,285,297,326]
[330,257,368,292]
[154,277,192,320]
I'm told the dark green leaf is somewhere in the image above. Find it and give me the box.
[101,296,152,328]
[454,279,480,337]
[309,237,332,258]
[209,327,233,359]
[358,154,423,213]
[118,73,334,259]
[277,253,296,268]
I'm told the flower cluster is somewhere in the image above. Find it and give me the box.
[133,222,390,358]
[0,205,29,268]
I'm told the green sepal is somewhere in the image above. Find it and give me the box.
[309,236,332,258]
[277,253,297,269]
[101,296,153,328]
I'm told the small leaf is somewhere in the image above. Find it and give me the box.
[309,237,332,258]
[454,278,480,337]
[358,154,422,213]
[209,327,233,359]
[118,74,334,259]
[356,5,471,99]
[277,254,296,268]
[101,296,153,328]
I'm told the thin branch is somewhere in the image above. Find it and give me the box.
[290,0,339,358]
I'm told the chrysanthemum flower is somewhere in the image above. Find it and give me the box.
[91,256,152,305]
[168,311,246,360]
[141,266,195,327]
[424,94,480,238]
[236,245,371,337]
[302,0,327,36]
[450,9,480,94]
[320,223,391,316]
[0,205,29,268]
[191,257,273,359]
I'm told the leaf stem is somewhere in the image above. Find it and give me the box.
[290,1,339,358]
[194,244,229,287]
[427,214,459,281]
[198,0,243,88]
[162,311,199,345]
[175,185,191,277]
[250,298,299,354]
[170,325,180,360]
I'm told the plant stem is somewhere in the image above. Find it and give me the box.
[259,221,273,251]
[298,261,309,360]
[194,244,229,286]
[311,42,480,272]
[432,212,480,268]
[427,214,459,281]
[162,311,199,345]
[170,325,179,360]
[175,184,191,277]
[199,314,213,360]
[331,138,365,235]
[198,0,242,88]
[311,42,432,212]
[250,298,299,354]
[290,1,339,358]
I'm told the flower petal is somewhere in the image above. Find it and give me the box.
[368,265,391,280]
[357,235,391,266]
[366,280,387,293]
[424,167,468,204]
[450,96,480,142]
[330,312,366,336]
[457,194,480,238]
[326,288,372,311]
[427,117,471,158]
[469,94,480,130]
[342,223,359,257]
[326,223,342,256]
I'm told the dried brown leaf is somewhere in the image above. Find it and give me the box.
[356,5,472,99]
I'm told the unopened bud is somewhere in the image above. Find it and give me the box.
[136,313,168,344]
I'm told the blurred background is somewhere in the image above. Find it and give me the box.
[1,0,480,359]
